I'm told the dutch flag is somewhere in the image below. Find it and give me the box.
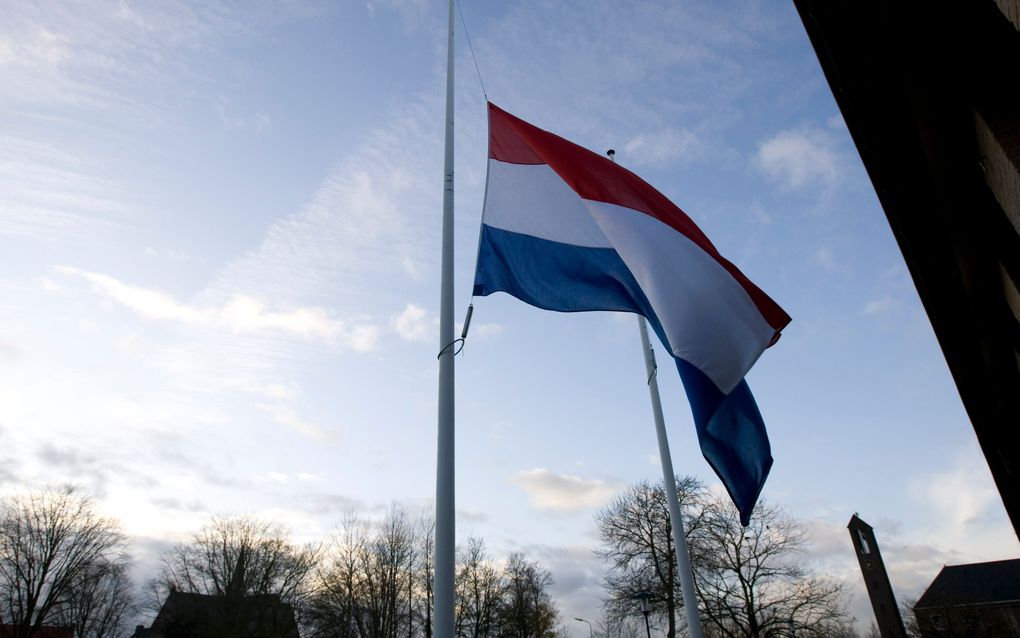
[473,103,791,525]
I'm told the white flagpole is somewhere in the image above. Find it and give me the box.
[434,0,456,636]
[637,317,705,638]
[606,148,704,638]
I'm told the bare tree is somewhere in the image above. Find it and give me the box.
[497,553,558,638]
[595,479,852,638]
[416,513,435,638]
[309,507,421,638]
[690,497,852,638]
[603,616,649,638]
[308,509,559,638]
[594,477,708,638]
[898,598,922,638]
[455,538,503,638]
[153,515,319,611]
[54,559,134,638]
[359,507,418,638]
[0,486,130,638]
[307,513,370,638]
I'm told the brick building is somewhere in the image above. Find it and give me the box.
[913,559,1020,637]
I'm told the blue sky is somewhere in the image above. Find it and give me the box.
[1,0,1016,633]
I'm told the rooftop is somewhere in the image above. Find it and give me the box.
[915,559,1020,609]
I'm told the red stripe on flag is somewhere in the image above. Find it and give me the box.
[489,104,545,164]
[487,102,791,333]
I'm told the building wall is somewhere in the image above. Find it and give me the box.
[916,602,1020,638]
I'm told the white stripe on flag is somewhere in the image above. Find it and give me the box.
[585,199,775,393]
[483,160,611,248]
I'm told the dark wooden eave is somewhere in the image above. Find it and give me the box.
[792,0,1020,538]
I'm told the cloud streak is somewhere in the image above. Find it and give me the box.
[0,1,311,114]
[0,136,129,241]
[59,266,380,350]
[200,100,441,315]
[257,403,334,442]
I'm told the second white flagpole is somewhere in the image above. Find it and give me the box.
[605,148,703,637]
[434,0,456,636]
[637,317,705,638]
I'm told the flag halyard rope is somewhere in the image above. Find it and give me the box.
[456,0,488,101]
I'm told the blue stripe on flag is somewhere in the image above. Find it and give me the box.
[473,224,651,315]
[474,223,771,526]
[675,359,772,526]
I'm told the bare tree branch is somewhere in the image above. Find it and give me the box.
[0,486,131,638]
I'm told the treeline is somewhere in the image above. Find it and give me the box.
[4,481,892,638]
[0,488,559,638]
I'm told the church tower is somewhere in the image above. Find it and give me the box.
[848,514,907,638]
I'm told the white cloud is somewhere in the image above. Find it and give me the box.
[231,380,300,400]
[456,507,488,523]
[364,0,433,31]
[0,28,70,80]
[391,303,433,342]
[850,446,1020,605]
[912,462,999,533]
[756,126,843,190]
[749,202,773,225]
[814,246,836,270]
[827,113,847,130]
[862,295,898,316]
[217,296,354,343]
[216,99,272,134]
[144,247,205,264]
[802,518,853,565]
[0,340,18,360]
[59,266,202,322]
[0,136,129,241]
[623,128,702,168]
[201,101,438,314]
[509,468,619,513]
[515,543,606,631]
[0,37,13,65]
[0,2,301,113]
[473,323,504,340]
[22,29,70,66]
[36,276,63,292]
[58,266,379,350]
[400,255,424,281]
[258,403,334,442]
[347,324,382,352]
[268,472,288,483]
[458,318,503,342]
